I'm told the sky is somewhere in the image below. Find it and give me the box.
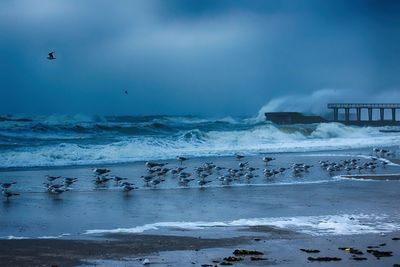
[0,0,399,117]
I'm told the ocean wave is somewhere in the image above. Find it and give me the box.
[84,213,400,236]
[0,113,399,168]
[0,121,398,168]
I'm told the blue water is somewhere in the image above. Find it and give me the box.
[0,114,399,168]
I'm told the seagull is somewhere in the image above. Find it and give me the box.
[120,182,136,192]
[141,175,153,184]
[0,182,17,190]
[47,51,56,60]
[235,153,245,161]
[46,175,62,182]
[262,157,275,164]
[176,156,188,164]
[2,190,19,200]
[93,176,111,186]
[112,176,127,184]
[93,168,111,175]
[198,180,211,187]
[145,162,167,168]
[50,188,68,195]
[63,177,78,186]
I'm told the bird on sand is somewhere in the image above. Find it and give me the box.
[45,175,62,182]
[0,182,17,190]
[47,51,56,60]
[93,168,111,176]
[176,156,188,164]
[2,190,20,200]
[235,153,245,161]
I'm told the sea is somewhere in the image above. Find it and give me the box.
[1,114,400,241]
[0,114,399,168]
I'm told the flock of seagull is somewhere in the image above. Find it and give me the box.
[1,148,396,201]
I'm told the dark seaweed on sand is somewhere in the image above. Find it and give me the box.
[300,248,320,253]
[308,256,342,262]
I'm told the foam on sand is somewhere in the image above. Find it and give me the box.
[84,213,400,237]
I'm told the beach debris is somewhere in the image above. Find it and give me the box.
[393,264,400,267]
[253,238,261,241]
[223,256,242,262]
[142,258,150,265]
[366,249,393,259]
[233,249,264,256]
[351,256,367,261]
[392,237,400,240]
[338,247,363,255]
[300,249,320,253]
[220,262,233,266]
[307,257,342,262]
[379,243,386,246]
[200,264,213,267]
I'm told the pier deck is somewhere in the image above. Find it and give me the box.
[327,103,400,126]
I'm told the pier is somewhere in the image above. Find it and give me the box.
[327,103,400,126]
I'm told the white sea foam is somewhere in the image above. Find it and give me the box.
[84,213,400,236]
[37,233,71,239]
[0,122,398,168]
[1,235,29,240]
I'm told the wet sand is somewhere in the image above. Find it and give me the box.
[1,149,400,266]
[0,234,251,267]
[1,231,399,266]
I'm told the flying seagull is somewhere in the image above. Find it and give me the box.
[47,52,56,60]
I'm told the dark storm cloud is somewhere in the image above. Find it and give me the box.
[0,0,399,116]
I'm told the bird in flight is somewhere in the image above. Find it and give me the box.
[47,52,56,60]
[124,90,128,95]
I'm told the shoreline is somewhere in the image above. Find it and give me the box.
[0,146,395,172]
[1,147,400,266]
[0,234,253,267]
[1,231,399,267]
[341,174,400,180]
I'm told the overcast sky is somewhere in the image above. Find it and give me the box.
[0,0,399,117]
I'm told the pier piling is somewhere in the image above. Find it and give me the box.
[327,103,400,126]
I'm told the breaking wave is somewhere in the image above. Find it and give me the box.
[0,114,399,168]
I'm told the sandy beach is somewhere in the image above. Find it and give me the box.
[1,228,399,266]
[1,149,400,266]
